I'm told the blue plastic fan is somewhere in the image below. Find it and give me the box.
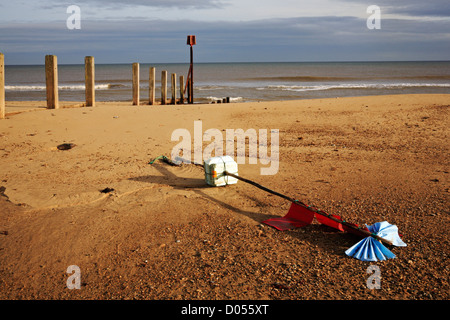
[367,221,407,247]
[345,221,406,261]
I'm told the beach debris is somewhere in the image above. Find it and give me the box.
[234,175,406,262]
[204,156,238,187]
[272,282,290,290]
[149,155,182,167]
[149,155,407,262]
[345,222,406,261]
[57,143,76,150]
[210,97,231,104]
[100,187,115,193]
[0,186,10,201]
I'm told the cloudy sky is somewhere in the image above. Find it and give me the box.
[0,0,449,64]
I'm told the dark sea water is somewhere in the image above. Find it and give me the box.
[4,61,450,103]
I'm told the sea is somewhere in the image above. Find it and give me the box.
[4,61,450,103]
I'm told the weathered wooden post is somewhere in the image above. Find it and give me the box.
[132,62,140,105]
[0,53,5,119]
[149,67,155,105]
[186,77,191,103]
[161,70,167,105]
[45,55,59,109]
[179,75,185,104]
[171,73,177,105]
[85,56,95,107]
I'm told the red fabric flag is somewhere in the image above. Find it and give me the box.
[316,212,370,237]
[315,212,345,232]
[262,202,314,231]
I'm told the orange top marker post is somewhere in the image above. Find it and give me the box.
[187,35,196,104]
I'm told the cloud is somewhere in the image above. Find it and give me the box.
[1,14,449,64]
[42,0,226,9]
[344,0,450,17]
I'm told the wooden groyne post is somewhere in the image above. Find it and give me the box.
[179,75,185,104]
[149,67,155,105]
[161,70,167,105]
[132,62,140,106]
[85,56,95,107]
[0,53,4,119]
[45,55,59,109]
[171,73,177,104]
[148,67,186,106]
[186,78,191,104]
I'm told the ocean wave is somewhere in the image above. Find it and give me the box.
[197,85,233,91]
[244,76,358,82]
[5,84,113,91]
[258,83,450,92]
[245,75,450,82]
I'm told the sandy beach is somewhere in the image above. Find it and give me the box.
[0,94,448,300]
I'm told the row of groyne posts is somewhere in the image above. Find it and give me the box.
[0,43,205,119]
[0,52,194,120]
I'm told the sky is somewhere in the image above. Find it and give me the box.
[0,0,449,64]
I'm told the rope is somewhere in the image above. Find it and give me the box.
[148,155,182,166]
[148,155,168,164]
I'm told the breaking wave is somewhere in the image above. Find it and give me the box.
[258,83,450,92]
[5,84,114,91]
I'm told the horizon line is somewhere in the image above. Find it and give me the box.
[5,59,450,67]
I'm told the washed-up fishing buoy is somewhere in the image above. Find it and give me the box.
[149,155,407,262]
[204,156,238,187]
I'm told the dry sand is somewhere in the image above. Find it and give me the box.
[0,94,448,300]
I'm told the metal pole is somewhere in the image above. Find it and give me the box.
[0,53,4,119]
[187,35,196,104]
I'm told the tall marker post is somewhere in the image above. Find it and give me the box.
[0,53,5,119]
[187,35,196,104]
